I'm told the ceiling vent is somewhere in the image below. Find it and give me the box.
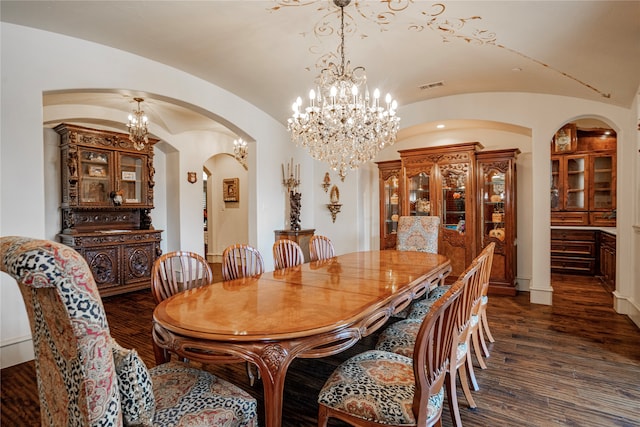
[419,81,444,90]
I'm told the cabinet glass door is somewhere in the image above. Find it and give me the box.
[565,155,586,210]
[481,169,505,244]
[442,186,466,233]
[550,158,561,210]
[120,154,144,204]
[409,172,431,216]
[591,154,614,210]
[79,149,112,204]
[384,175,400,236]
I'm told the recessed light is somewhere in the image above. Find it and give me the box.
[436,124,445,129]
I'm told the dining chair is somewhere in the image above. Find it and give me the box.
[221,243,265,386]
[273,239,304,270]
[469,243,496,372]
[151,250,213,304]
[396,215,440,254]
[0,236,257,427]
[309,234,335,261]
[317,275,465,427]
[151,251,213,363]
[393,215,441,318]
[375,254,487,427]
[222,243,264,281]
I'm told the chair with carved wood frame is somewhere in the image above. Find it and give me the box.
[273,239,304,270]
[309,235,335,262]
[0,236,257,427]
[317,274,465,427]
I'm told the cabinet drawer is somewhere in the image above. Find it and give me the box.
[551,212,589,226]
[590,212,616,227]
[551,229,597,241]
[551,256,596,274]
[550,240,595,257]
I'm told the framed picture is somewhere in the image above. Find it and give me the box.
[552,123,577,154]
[223,178,239,202]
[88,165,107,177]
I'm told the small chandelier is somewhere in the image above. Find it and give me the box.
[287,0,399,181]
[233,138,248,169]
[127,97,149,150]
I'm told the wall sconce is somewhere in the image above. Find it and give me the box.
[327,185,342,223]
[187,171,197,184]
[234,138,248,169]
[322,172,331,192]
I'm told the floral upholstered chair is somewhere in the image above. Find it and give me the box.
[317,277,464,427]
[396,216,440,254]
[0,236,257,427]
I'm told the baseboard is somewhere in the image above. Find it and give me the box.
[1,336,34,369]
[613,291,640,329]
[529,285,553,305]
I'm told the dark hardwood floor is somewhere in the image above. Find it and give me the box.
[2,270,639,426]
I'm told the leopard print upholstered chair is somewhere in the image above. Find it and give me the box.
[0,236,257,427]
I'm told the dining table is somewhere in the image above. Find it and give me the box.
[153,250,451,427]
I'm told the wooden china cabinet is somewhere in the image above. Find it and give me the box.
[398,142,483,280]
[476,149,520,295]
[55,124,162,297]
[375,160,402,250]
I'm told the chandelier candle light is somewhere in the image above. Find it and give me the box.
[127,97,149,151]
[233,138,248,169]
[287,0,400,181]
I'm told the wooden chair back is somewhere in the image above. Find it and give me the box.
[221,243,264,281]
[309,235,335,261]
[151,251,213,304]
[273,239,304,270]
[412,276,465,425]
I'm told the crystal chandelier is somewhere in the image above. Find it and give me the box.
[127,97,149,150]
[233,138,248,169]
[287,0,399,181]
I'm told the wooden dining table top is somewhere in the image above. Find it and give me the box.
[154,250,451,342]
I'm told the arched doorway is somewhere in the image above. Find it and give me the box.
[550,117,617,291]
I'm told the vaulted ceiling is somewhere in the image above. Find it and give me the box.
[2,1,639,137]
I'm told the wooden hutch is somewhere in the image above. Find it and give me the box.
[55,124,162,297]
[550,124,617,285]
[377,142,520,295]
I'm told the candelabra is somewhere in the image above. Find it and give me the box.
[281,158,300,193]
[282,158,301,230]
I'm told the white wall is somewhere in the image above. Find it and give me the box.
[2,22,638,368]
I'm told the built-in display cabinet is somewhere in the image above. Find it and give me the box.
[55,124,162,296]
[551,124,616,226]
